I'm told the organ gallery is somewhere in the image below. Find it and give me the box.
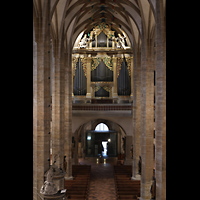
[33,1,166,199]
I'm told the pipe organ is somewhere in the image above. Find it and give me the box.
[72,23,133,104]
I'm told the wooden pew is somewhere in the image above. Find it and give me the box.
[114,165,140,200]
[65,165,91,200]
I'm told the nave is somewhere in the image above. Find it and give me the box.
[64,157,141,200]
[33,1,166,199]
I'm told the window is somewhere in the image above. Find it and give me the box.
[95,123,109,132]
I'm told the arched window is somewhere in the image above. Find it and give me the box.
[95,123,109,132]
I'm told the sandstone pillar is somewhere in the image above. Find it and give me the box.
[155,0,166,199]
[51,40,65,189]
[33,1,51,198]
[64,49,73,180]
[132,52,141,180]
[72,59,74,98]
[140,38,154,200]
[130,56,134,99]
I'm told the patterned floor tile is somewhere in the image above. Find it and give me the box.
[79,157,117,200]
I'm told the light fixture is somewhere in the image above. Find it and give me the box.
[87,136,91,140]
[108,139,111,142]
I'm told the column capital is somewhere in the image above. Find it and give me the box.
[112,56,117,62]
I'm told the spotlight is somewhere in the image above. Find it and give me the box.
[87,136,91,140]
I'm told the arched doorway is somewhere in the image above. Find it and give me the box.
[75,119,126,160]
[86,122,117,157]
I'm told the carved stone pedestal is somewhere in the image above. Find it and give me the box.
[41,190,67,200]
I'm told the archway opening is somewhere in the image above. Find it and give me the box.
[95,123,109,132]
[75,119,127,161]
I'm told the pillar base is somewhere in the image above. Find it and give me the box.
[131,174,141,180]
[65,176,74,180]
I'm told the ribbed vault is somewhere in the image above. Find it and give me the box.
[33,0,166,54]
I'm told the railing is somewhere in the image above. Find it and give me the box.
[72,104,132,111]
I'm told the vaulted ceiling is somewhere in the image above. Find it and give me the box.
[33,0,166,52]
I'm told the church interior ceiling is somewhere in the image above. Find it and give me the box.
[33,0,166,53]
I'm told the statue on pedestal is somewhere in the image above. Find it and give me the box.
[40,167,57,195]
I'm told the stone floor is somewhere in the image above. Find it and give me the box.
[79,157,118,200]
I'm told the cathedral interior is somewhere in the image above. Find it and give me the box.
[33,0,166,199]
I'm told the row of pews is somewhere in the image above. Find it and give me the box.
[65,165,91,200]
[114,165,140,200]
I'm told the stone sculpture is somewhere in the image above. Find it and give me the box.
[115,33,126,49]
[79,34,89,48]
[40,167,57,195]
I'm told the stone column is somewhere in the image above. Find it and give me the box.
[60,46,66,177]
[72,59,74,98]
[112,56,118,99]
[155,0,166,199]
[86,57,92,99]
[33,24,38,200]
[132,52,141,180]
[140,38,154,200]
[64,49,73,180]
[51,44,61,167]
[33,2,51,199]
[130,56,134,99]
[51,40,65,190]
